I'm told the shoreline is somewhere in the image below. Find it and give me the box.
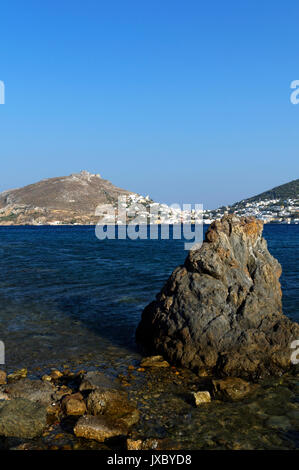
[0,357,299,450]
[0,222,298,227]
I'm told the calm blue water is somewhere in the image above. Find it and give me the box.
[0,224,298,373]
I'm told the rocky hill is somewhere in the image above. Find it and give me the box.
[0,171,135,225]
[205,178,299,224]
[231,178,299,208]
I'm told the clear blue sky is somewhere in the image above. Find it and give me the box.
[0,0,298,209]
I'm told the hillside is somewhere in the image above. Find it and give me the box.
[231,179,299,208]
[0,171,135,225]
[205,178,299,224]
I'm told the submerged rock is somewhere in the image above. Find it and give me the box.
[212,377,253,401]
[0,398,47,438]
[86,388,139,429]
[136,215,299,379]
[79,371,120,392]
[3,378,55,406]
[266,415,292,431]
[74,415,126,442]
[87,389,128,414]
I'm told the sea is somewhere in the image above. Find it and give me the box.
[0,224,297,374]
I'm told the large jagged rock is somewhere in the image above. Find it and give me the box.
[136,215,299,379]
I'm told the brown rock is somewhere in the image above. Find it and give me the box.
[87,389,124,415]
[46,402,61,419]
[136,215,299,379]
[0,370,6,385]
[192,391,211,405]
[50,370,63,380]
[127,438,181,450]
[7,368,27,382]
[74,415,127,442]
[42,375,52,382]
[53,386,72,401]
[0,392,10,401]
[212,377,253,401]
[118,408,140,429]
[62,393,86,416]
[140,356,170,368]
[127,438,143,450]
[86,389,139,428]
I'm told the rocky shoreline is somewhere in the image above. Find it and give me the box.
[0,355,299,450]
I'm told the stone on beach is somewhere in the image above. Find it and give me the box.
[42,374,52,382]
[0,392,10,401]
[78,370,140,439]
[7,368,27,382]
[3,378,56,406]
[0,398,47,438]
[212,377,253,401]
[62,392,86,416]
[87,388,125,415]
[74,415,127,442]
[53,385,72,401]
[50,369,63,380]
[192,391,211,405]
[0,370,6,385]
[79,371,120,392]
[127,437,181,450]
[140,355,170,368]
[86,389,139,428]
[136,215,299,379]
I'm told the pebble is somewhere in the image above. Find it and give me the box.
[7,368,27,381]
[192,391,211,406]
[42,375,52,382]
[0,370,7,385]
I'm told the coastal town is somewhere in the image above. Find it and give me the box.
[204,197,299,225]
[105,193,299,225]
